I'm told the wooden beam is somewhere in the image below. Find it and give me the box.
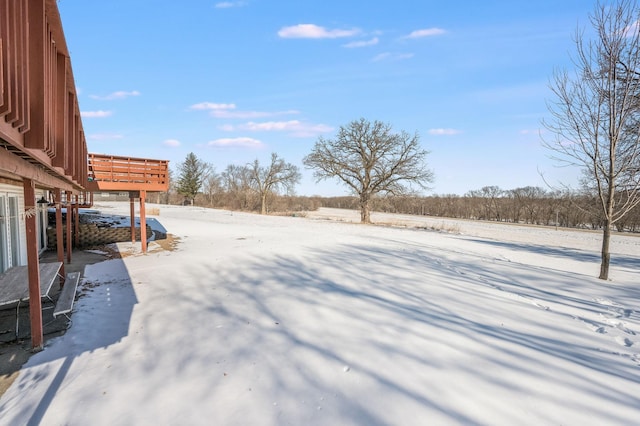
[130,197,135,243]
[86,181,168,192]
[0,6,7,115]
[65,190,71,263]
[140,190,147,253]
[23,178,43,350]
[74,194,79,247]
[0,146,77,191]
[54,188,65,285]
[24,0,46,150]
[52,54,68,168]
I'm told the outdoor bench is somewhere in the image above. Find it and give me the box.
[53,272,81,320]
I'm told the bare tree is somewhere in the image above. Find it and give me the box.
[466,186,504,221]
[202,170,222,206]
[221,164,253,210]
[511,186,547,224]
[303,118,434,223]
[543,0,640,279]
[249,153,301,214]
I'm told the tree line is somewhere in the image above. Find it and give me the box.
[171,118,434,218]
[172,152,303,215]
[320,187,640,233]
[165,163,640,234]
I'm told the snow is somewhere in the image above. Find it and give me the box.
[1,204,639,425]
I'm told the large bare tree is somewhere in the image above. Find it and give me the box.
[202,171,222,206]
[544,0,640,280]
[303,118,434,223]
[221,164,254,210]
[249,153,301,214]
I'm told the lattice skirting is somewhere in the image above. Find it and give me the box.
[46,224,153,248]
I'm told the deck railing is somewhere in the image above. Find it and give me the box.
[87,153,169,192]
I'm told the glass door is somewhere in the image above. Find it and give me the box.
[0,196,7,273]
[8,196,20,268]
[0,194,23,272]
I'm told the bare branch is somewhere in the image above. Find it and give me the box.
[249,153,301,214]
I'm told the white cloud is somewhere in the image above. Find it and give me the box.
[428,128,461,136]
[163,139,181,147]
[243,120,302,131]
[403,28,446,39]
[215,1,245,8]
[237,120,333,137]
[89,90,141,101]
[342,37,379,48]
[88,133,124,141]
[190,102,299,119]
[290,124,334,138]
[189,102,236,111]
[622,21,640,37]
[81,110,113,118]
[207,137,264,148]
[372,52,414,62]
[278,24,360,39]
[211,109,300,119]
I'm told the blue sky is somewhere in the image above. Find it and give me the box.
[58,0,595,196]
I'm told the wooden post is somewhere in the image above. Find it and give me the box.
[74,195,80,247]
[54,189,66,287]
[130,196,136,243]
[65,191,72,263]
[23,179,43,350]
[140,190,147,253]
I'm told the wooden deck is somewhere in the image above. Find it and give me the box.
[86,153,169,192]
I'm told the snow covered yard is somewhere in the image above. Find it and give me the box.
[1,204,639,425]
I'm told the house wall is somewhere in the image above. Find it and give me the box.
[0,181,47,273]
